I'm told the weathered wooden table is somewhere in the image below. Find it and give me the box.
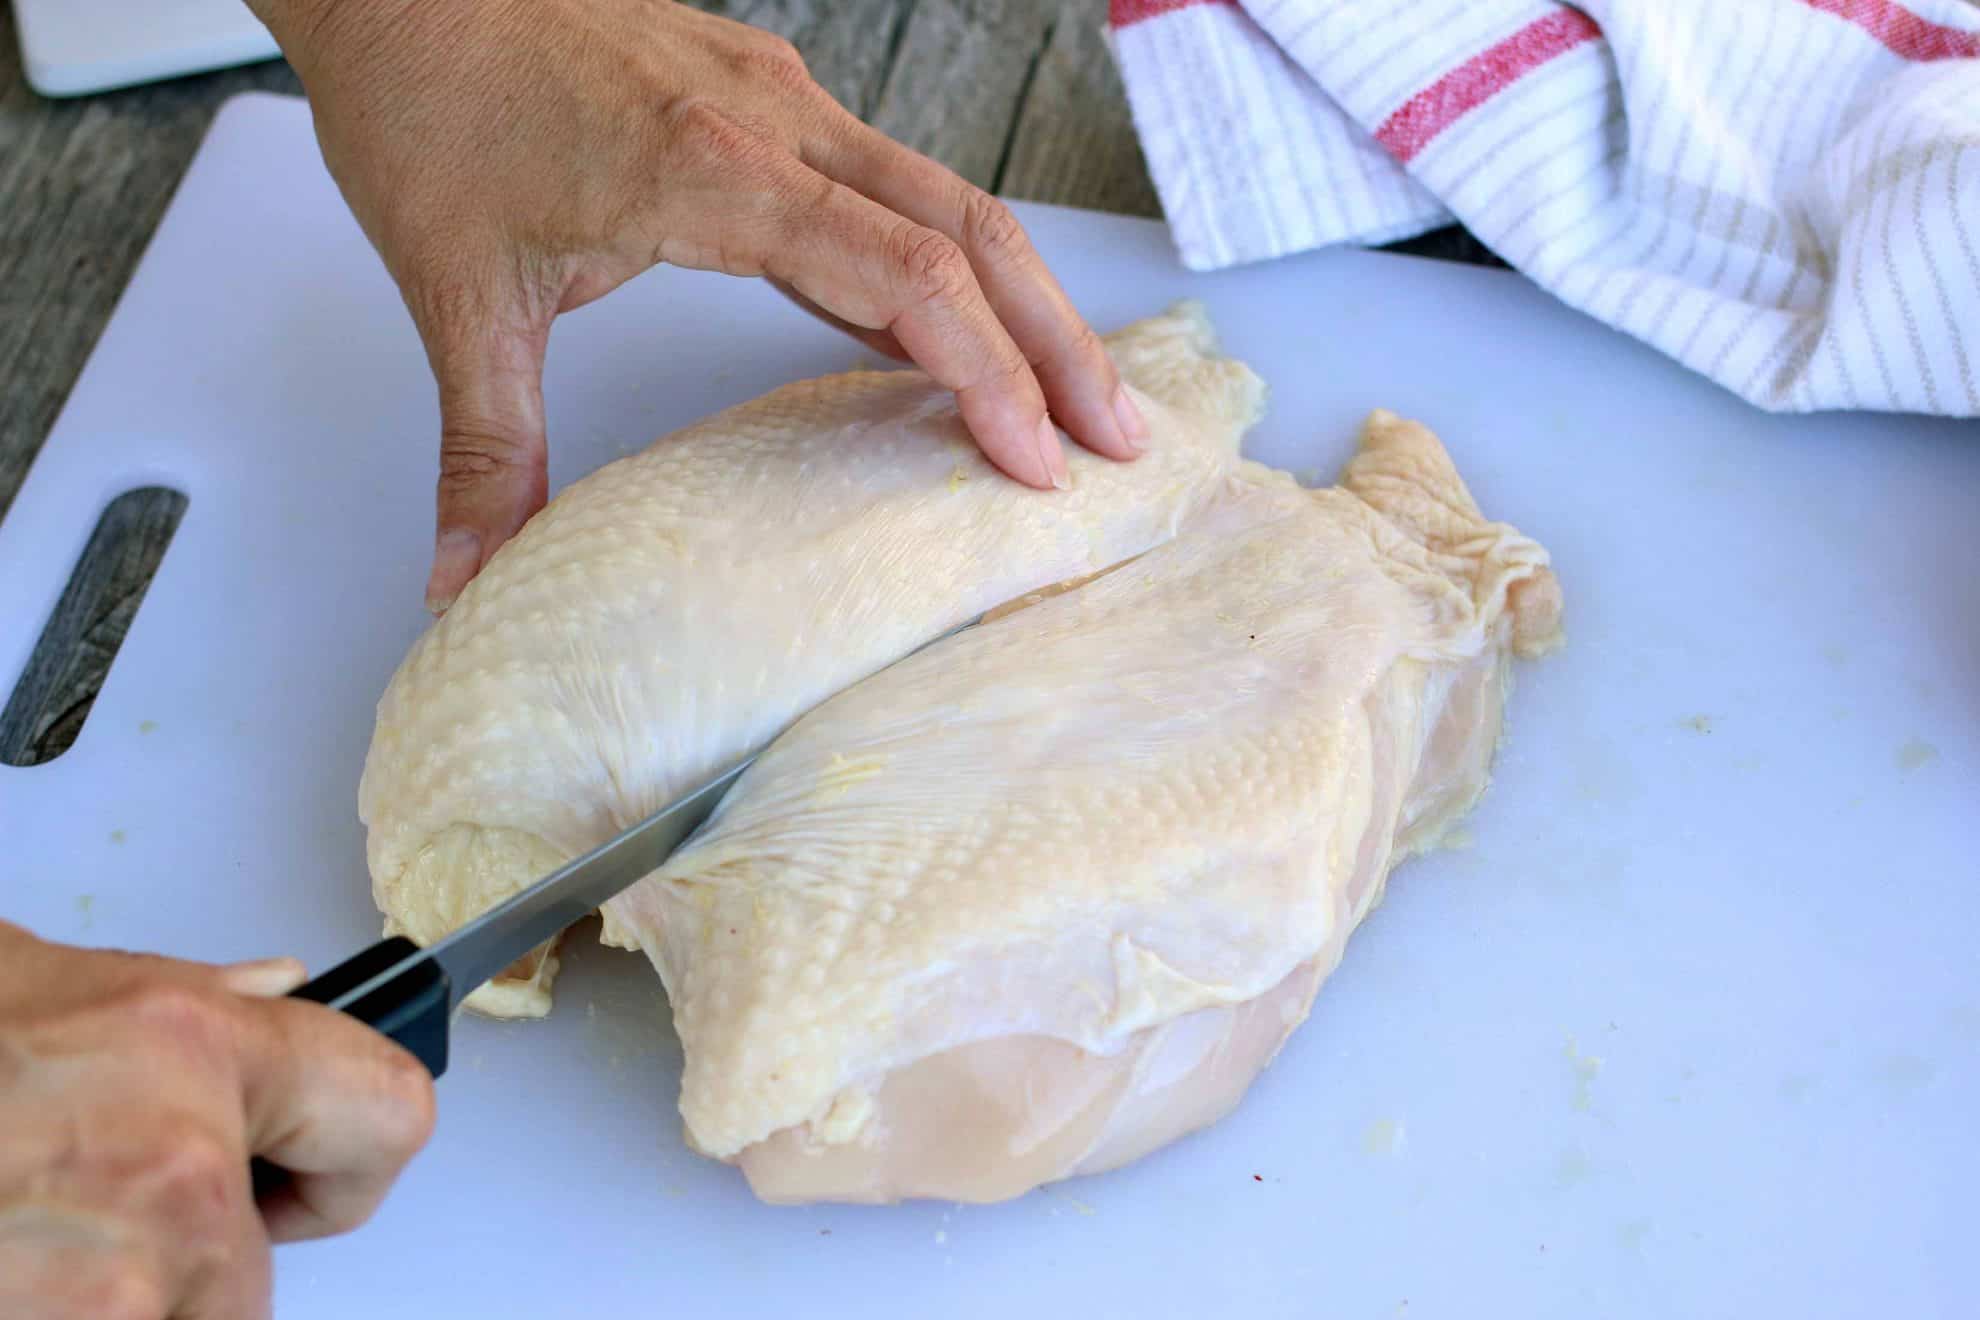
[0,0,1494,765]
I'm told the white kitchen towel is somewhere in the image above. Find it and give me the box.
[1107,0,1980,416]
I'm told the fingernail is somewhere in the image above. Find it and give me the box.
[426,528,482,614]
[1036,416,1070,491]
[1113,386,1149,453]
[222,956,308,998]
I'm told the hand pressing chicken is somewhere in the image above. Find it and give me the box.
[245,0,1148,611]
[0,922,433,1320]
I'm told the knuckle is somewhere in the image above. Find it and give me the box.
[119,981,228,1058]
[1065,320,1110,370]
[661,97,795,189]
[81,1266,171,1320]
[983,352,1033,392]
[438,438,516,479]
[669,95,727,145]
[666,98,770,170]
[741,31,807,81]
[148,1126,241,1234]
[958,189,1027,262]
[893,226,974,305]
[437,427,540,487]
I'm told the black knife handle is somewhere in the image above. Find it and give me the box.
[249,937,451,1201]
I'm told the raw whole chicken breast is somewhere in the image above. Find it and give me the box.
[613,411,1561,1203]
[359,305,1259,1016]
[357,301,1563,1204]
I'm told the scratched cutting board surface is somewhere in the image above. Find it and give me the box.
[3,94,1976,1319]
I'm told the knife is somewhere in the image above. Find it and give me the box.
[249,614,980,1198]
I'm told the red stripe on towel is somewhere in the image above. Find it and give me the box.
[1374,9,1603,164]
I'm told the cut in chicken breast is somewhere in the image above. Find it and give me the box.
[358,305,1260,1016]
[611,411,1562,1203]
[358,300,1562,1204]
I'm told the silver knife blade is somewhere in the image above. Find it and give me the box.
[321,613,983,1016]
[427,757,750,1012]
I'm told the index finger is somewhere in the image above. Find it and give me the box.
[232,997,437,1242]
[805,121,1148,462]
[692,152,1067,489]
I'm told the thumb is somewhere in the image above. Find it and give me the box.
[415,292,553,613]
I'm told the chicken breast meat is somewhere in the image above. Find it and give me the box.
[358,303,1562,1203]
[360,304,1259,1017]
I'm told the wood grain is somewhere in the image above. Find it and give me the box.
[0,487,186,765]
[0,0,1495,765]
[867,0,1059,188]
[695,0,913,119]
[1000,13,1162,219]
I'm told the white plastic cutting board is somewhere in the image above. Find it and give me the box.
[4,93,1976,1320]
[12,0,276,97]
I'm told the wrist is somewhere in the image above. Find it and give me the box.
[248,0,390,64]
[244,0,321,29]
